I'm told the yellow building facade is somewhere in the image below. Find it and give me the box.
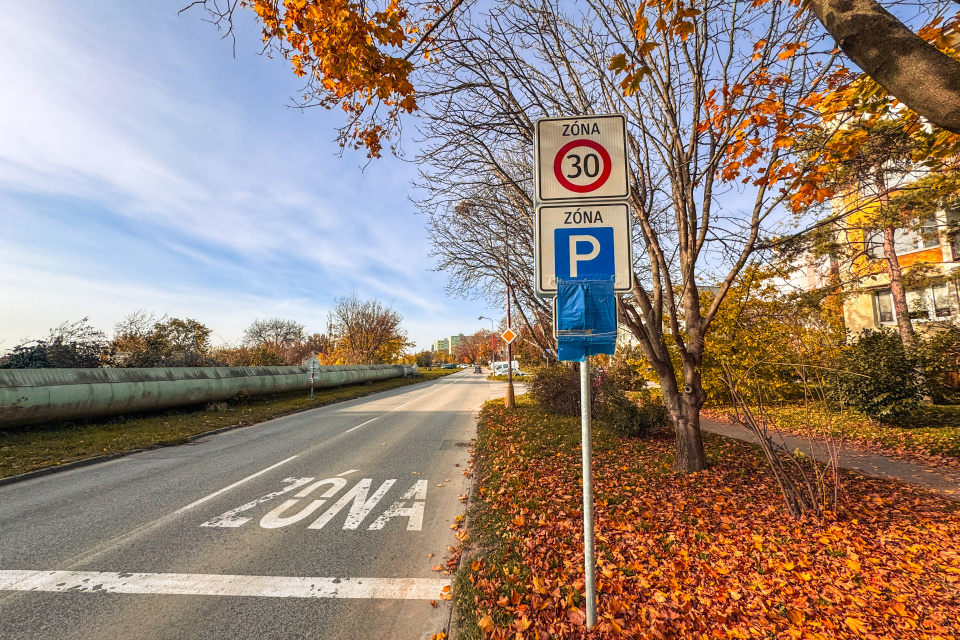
[838,194,960,335]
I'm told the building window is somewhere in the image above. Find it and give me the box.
[893,219,939,254]
[873,281,960,325]
[905,290,929,319]
[934,283,958,317]
[865,230,883,259]
[865,219,939,259]
[874,290,894,323]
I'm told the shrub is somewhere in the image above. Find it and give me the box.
[917,323,960,404]
[594,377,665,437]
[530,365,664,437]
[608,345,649,391]
[529,364,581,416]
[0,318,108,369]
[833,329,921,422]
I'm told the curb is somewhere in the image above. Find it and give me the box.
[0,374,448,489]
[445,433,480,640]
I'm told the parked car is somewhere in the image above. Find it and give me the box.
[442,363,457,369]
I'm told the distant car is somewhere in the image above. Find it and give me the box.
[442,363,457,369]
[458,364,470,368]
[474,366,482,373]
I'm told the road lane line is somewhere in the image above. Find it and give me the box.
[343,417,379,434]
[336,469,359,476]
[0,570,450,600]
[341,383,449,434]
[174,455,299,514]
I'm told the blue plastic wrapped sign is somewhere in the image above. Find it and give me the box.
[555,278,617,361]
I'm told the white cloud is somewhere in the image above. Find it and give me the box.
[0,1,495,352]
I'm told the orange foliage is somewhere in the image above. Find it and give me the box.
[612,1,960,214]
[244,0,432,156]
[464,401,960,639]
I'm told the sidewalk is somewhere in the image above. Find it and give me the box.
[700,417,960,499]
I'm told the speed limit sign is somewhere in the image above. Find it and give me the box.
[534,114,629,203]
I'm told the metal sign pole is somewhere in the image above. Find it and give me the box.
[310,373,315,399]
[580,357,597,628]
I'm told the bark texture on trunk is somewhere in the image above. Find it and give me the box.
[881,226,917,350]
[675,397,708,473]
[653,359,709,473]
[808,0,960,135]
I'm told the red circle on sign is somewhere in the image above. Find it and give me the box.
[553,139,612,193]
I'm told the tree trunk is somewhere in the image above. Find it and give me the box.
[808,0,960,135]
[878,220,929,399]
[881,226,917,351]
[653,358,709,472]
[675,394,708,472]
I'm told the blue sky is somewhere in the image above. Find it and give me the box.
[0,1,496,352]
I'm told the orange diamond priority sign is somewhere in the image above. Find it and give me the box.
[500,328,517,344]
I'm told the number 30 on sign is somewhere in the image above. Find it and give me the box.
[534,114,629,203]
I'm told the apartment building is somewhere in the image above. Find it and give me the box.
[838,205,960,334]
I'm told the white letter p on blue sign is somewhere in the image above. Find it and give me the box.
[555,227,615,281]
[568,235,600,277]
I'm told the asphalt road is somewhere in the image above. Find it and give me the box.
[0,370,501,640]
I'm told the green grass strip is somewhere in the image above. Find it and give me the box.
[0,369,456,479]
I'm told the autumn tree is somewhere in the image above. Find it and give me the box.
[113,316,219,367]
[113,309,158,339]
[698,265,844,402]
[242,318,306,350]
[423,197,555,358]
[805,0,960,135]
[453,330,493,364]
[412,349,434,368]
[292,332,337,364]
[184,0,469,156]
[0,318,109,369]
[791,115,957,351]
[186,0,960,155]
[327,294,410,364]
[417,0,836,471]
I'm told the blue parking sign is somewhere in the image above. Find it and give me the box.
[535,203,633,296]
[554,227,615,281]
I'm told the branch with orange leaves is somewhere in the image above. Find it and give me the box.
[184,0,467,157]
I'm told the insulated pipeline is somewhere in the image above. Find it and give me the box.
[0,365,413,427]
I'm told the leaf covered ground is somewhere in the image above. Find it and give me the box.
[456,396,960,639]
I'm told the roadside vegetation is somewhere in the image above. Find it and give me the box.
[0,370,455,480]
[0,294,412,370]
[707,403,960,467]
[455,394,960,640]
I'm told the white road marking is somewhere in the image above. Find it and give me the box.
[0,570,450,600]
[201,477,314,528]
[259,498,327,529]
[340,384,447,434]
[259,478,348,529]
[343,417,379,434]
[308,479,396,530]
[368,480,429,531]
[294,477,348,499]
[175,455,299,514]
[336,469,359,476]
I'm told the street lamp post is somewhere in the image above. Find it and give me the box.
[504,244,515,409]
[478,316,498,361]
[479,312,514,408]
